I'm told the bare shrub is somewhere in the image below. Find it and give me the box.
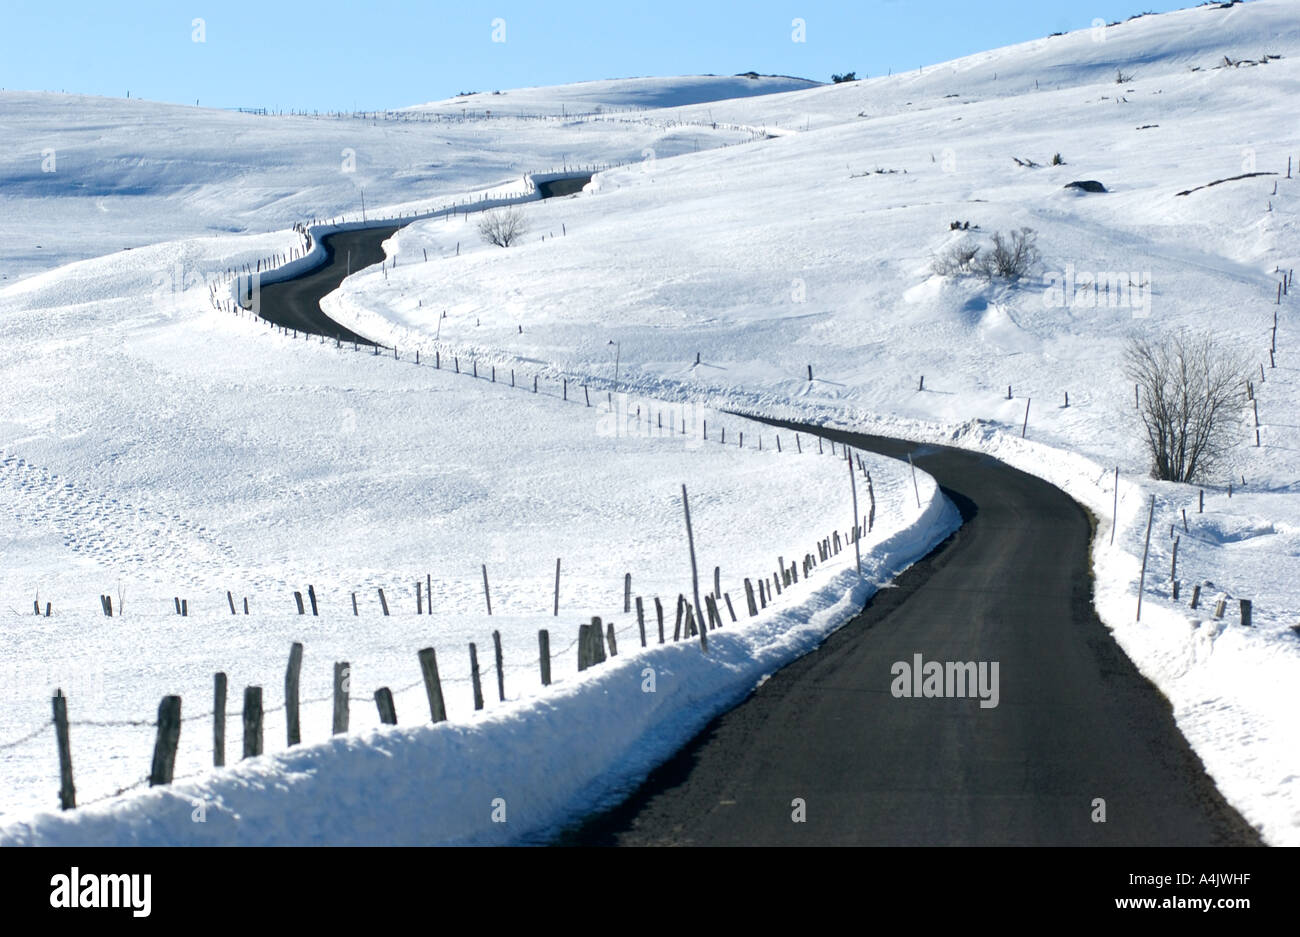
[974,227,1041,281]
[477,206,529,247]
[1123,330,1249,483]
[931,238,981,276]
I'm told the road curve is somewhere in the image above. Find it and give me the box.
[245,186,1259,846]
[251,226,399,344]
[246,174,591,341]
[557,423,1261,846]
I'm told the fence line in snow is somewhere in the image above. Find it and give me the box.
[21,457,893,814]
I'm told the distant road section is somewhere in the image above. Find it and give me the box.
[250,226,398,345]
[248,175,591,342]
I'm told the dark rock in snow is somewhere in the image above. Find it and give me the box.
[1064,180,1107,193]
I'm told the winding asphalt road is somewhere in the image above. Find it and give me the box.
[250,226,398,344]
[249,187,1259,846]
[558,426,1260,846]
[247,174,590,341]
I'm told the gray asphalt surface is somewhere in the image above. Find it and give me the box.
[248,226,399,344]
[557,423,1261,846]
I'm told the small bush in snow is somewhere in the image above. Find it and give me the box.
[478,207,529,248]
[931,239,981,276]
[974,228,1041,282]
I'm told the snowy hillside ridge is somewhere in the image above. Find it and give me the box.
[650,0,1300,133]
[404,74,822,116]
[0,482,958,846]
[0,91,764,283]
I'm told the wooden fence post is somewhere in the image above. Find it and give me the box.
[493,630,506,701]
[724,593,737,622]
[352,592,359,616]
[539,630,551,686]
[848,446,862,574]
[577,624,590,670]
[333,662,350,734]
[1136,495,1155,621]
[636,596,647,647]
[1190,583,1201,609]
[681,485,708,653]
[213,672,227,767]
[285,642,304,746]
[554,558,561,616]
[53,689,75,810]
[374,688,398,724]
[227,591,236,615]
[606,621,618,656]
[308,585,318,616]
[591,616,607,663]
[655,597,665,643]
[469,644,485,710]
[149,695,182,786]
[673,598,683,641]
[744,579,758,616]
[243,686,263,759]
[294,591,305,615]
[482,565,493,615]
[377,588,390,616]
[1240,599,1253,627]
[624,573,632,613]
[417,649,447,722]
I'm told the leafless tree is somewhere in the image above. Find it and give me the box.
[477,206,529,247]
[1123,330,1249,483]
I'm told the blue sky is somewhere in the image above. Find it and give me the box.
[0,1,1194,111]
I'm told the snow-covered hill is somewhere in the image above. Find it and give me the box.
[0,83,764,282]
[405,73,821,116]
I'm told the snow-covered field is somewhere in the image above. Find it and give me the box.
[0,216,951,822]
[3,0,1299,844]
